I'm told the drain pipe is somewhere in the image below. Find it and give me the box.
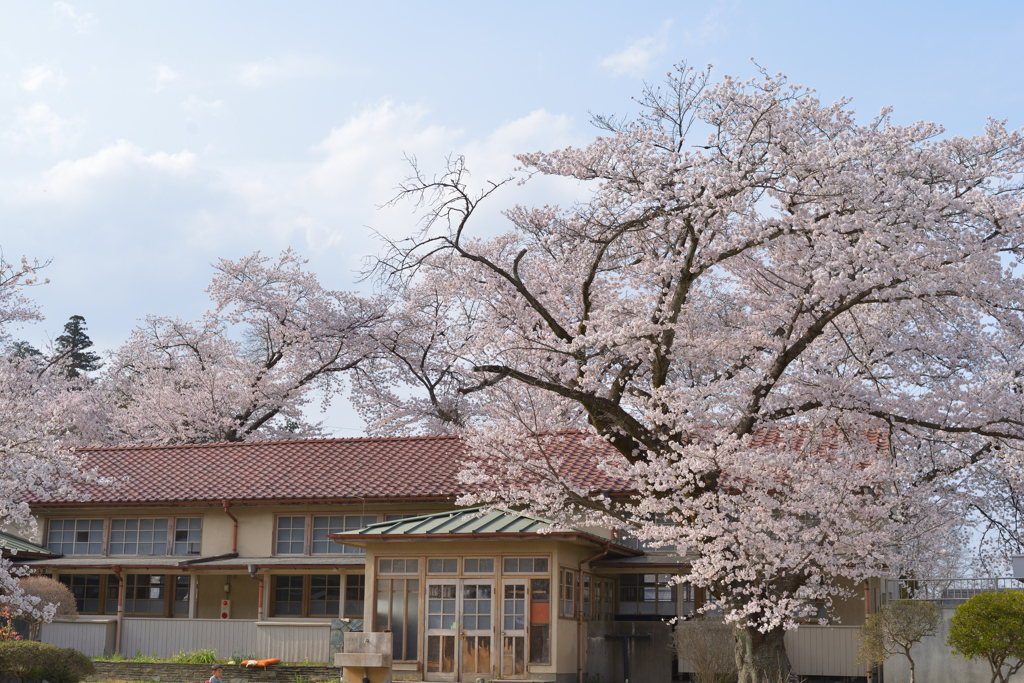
[249,564,264,621]
[865,580,872,683]
[578,542,611,683]
[222,501,238,554]
[113,566,124,655]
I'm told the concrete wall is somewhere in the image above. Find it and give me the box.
[881,607,993,683]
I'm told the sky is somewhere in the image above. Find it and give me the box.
[1,0,1022,434]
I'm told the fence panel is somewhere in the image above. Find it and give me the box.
[40,618,116,656]
[785,625,865,677]
[121,618,258,660]
[255,622,331,664]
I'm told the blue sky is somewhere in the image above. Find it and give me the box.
[2,1,1022,433]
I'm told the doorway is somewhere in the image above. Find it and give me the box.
[424,580,494,681]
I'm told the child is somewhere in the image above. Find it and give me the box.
[208,664,224,683]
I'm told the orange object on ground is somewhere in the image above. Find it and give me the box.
[241,659,281,667]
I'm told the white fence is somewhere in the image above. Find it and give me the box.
[676,623,865,678]
[40,618,332,664]
[40,618,116,657]
[785,625,865,678]
[882,577,1023,606]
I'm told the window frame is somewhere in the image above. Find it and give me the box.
[109,518,170,557]
[46,518,105,556]
[172,516,204,556]
[559,566,577,619]
[273,513,381,557]
[268,574,342,618]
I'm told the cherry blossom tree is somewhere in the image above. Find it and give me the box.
[0,252,108,624]
[102,249,382,444]
[368,63,1024,681]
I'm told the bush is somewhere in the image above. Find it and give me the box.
[0,641,95,683]
[947,589,1024,683]
[858,599,940,683]
[674,616,738,683]
[170,648,219,664]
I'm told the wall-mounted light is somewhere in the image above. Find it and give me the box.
[224,582,231,594]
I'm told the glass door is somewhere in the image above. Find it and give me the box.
[501,580,528,679]
[425,580,458,682]
[460,581,494,679]
[426,579,496,681]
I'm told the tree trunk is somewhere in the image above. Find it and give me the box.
[733,625,792,683]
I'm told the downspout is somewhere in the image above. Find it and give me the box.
[865,580,872,683]
[578,542,610,683]
[250,564,264,621]
[113,566,124,655]
[222,501,238,554]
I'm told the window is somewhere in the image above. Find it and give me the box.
[173,576,190,615]
[311,515,377,555]
[345,574,365,618]
[376,578,419,661]
[309,575,341,616]
[110,518,168,556]
[463,558,494,574]
[529,578,551,664]
[604,579,615,620]
[502,557,549,573]
[125,574,166,615]
[47,519,103,555]
[273,576,304,616]
[559,568,576,618]
[681,582,695,616]
[174,518,202,555]
[58,574,101,613]
[582,574,593,619]
[271,575,342,617]
[427,558,458,574]
[618,573,676,616]
[378,558,419,574]
[276,516,306,555]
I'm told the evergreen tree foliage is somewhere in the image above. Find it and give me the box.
[51,315,102,379]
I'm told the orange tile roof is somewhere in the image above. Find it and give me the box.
[34,431,635,506]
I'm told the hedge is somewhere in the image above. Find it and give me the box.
[0,641,95,683]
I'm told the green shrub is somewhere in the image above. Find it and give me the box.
[170,648,219,664]
[948,589,1024,683]
[0,641,95,683]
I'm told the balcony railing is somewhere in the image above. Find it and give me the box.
[883,577,1024,606]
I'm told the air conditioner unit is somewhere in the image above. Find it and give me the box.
[220,599,231,619]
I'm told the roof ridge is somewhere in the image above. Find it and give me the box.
[76,432,465,453]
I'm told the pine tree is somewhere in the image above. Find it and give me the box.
[9,340,42,360]
[52,315,102,379]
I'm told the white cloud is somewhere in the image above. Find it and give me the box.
[22,140,197,203]
[600,21,673,77]
[150,64,179,92]
[52,2,96,33]
[181,95,225,118]
[236,55,331,87]
[683,0,734,45]
[20,65,66,92]
[3,104,74,150]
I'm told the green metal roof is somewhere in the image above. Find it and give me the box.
[338,508,556,537]
[330,507,641,556]
[0,531,59,558]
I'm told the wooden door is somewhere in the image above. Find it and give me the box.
[459,581,494,680]
[501,580,528,679]
[425,580,458,682]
